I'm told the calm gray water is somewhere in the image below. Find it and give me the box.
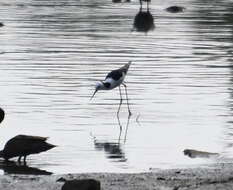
[1,0,233,174]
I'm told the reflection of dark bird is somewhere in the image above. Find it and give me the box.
[133,0,154,32]
[166,6,185,13]
[0,135,56,163]
[0,161,52,175]
[0,108,5,124]
[133,9,155,32]
[61,179,101,190]
[140,0,151,10]
[91,61,132,115]
[0,23,4,27]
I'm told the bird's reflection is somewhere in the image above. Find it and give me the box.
[92,113,131,162]
[0,161,52,175]
[94,140,126,162]
[132,0,155,32]
[117,110,131,143]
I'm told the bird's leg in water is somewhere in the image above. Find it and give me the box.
[23,156,27,164]
[122,83,132,116]
[17,156,22,163]
[117,86,123,132]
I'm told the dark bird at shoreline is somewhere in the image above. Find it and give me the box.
[0,22,4,27]
[0,107,5,124]
[0,135,56,163]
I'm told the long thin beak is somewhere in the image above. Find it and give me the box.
[90,89,98,100]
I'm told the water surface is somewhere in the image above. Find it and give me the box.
[1,0,233,174]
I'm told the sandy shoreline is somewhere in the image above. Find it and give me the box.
[1,164,233,190]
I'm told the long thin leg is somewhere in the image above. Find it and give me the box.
[117,86,123,132]
[117,125,122,143]
[17,156,22,163]
[122,83,132,116]
[23,156,27,164]
[124,113,131,143]
[117,86,123,116]
[117,86,123,131]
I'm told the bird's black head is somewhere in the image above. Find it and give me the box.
[91,81,103,100]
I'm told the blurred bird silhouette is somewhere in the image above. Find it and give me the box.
[166,6,185,13]
[0,135,56,163]
[0,108,4,124]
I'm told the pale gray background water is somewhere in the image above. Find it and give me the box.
[1,0,233,174]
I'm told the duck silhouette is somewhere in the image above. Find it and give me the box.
[0,135,56,163]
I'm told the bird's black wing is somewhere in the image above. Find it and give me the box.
[17,135,48,141]
[3,135,55,158]
[105,70,123,81]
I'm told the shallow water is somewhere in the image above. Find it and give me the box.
[1,0,233,174]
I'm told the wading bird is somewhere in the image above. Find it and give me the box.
[91,61,132,116]
[0,135,56,163]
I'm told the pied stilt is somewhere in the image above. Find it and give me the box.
[91,61,132,116]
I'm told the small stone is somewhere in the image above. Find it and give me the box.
[157,177,166,180]
[61,179,100,190]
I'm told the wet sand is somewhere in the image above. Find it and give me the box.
[1,164,233,190]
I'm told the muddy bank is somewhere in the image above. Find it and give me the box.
[1,164,233,190]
